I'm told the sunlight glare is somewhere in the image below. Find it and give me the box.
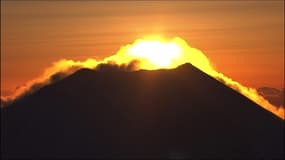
[128,40,181,68]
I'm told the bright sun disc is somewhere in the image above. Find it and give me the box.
[128,40,181,68]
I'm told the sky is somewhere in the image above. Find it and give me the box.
[1,1,284,97]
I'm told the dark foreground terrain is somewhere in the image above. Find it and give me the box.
[1,63,284,159]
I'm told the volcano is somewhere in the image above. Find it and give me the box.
[1,63,284,159]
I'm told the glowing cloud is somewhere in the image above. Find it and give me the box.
[1,59,99,104]
[1,36,284,120]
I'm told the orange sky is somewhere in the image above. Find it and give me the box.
[1,1,284,96]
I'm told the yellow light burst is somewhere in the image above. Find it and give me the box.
[128,40,181,68]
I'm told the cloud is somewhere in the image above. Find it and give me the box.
[0,59,140,107]
[257,87,284,107]
[49,72,67,84]
[96,60,140,72]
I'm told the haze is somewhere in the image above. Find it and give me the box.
[1,1,284,96]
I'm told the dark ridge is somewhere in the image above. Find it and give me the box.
[1,63,284,159]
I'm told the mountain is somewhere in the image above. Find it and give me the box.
[1,63,284,159]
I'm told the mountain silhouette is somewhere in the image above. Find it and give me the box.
[1,63,284,159]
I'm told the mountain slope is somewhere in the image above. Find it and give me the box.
[1,63,284,159]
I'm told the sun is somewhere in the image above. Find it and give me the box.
[127,39,182,69]
[105,36,214,72]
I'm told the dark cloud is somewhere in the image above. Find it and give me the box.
[49,72,67,83]
[96,60,140,72]
[17,72,68,100]
[257,87,284,107]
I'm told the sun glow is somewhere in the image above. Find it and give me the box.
[128,40,181,68]
[105,37,215,73]
[2,36,284,120]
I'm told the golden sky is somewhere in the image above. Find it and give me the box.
[1,1,284,96]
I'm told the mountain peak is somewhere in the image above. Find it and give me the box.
[175,63,194,69]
